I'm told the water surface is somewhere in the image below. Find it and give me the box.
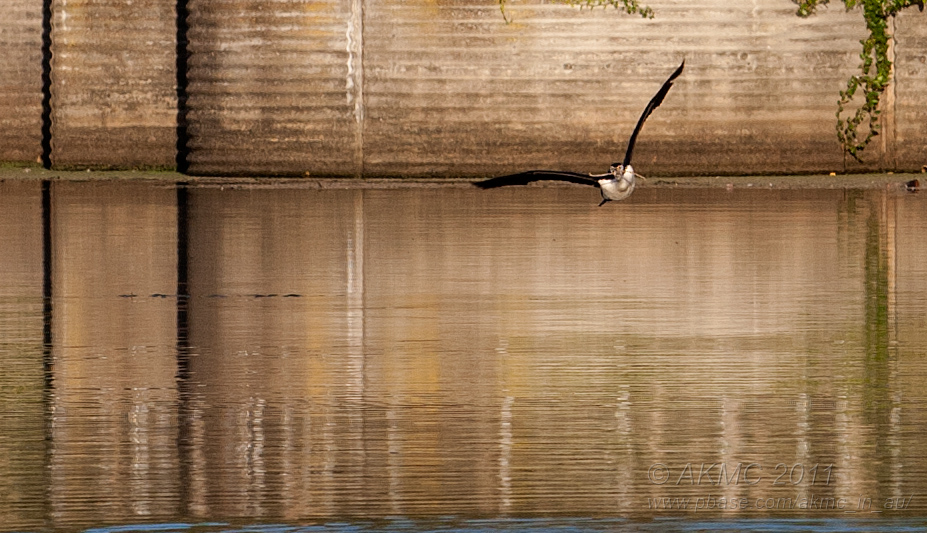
[1,181,926,532]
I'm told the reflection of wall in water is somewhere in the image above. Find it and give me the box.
[47,182,181,521]
[0,181,45,529]
[16,184,927,520]
[858,190,927,499]
[185,188,373,517]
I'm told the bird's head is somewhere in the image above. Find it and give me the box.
[609,163,623,177]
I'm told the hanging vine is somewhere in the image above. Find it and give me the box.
[794,0,924,161]
[499,0,653,24]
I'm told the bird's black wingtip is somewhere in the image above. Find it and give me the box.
[473,178,509,189]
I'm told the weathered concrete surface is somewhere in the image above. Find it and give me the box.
[49,0,176,168]
[0,0,43,163]
[184,0,361,175]
[362,0,878,177]
[1,0,924,174]
[182,0,923,177]
[894,9,927,171]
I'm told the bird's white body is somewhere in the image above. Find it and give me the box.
[598,164,635,202]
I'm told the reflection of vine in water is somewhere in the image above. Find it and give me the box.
[865,194,890,362]
[863,192,895,428]
[498,0,652,24]
[794,0,924,161]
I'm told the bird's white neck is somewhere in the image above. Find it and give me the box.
[598,165,636,201]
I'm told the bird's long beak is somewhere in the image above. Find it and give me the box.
[598,198,610,207]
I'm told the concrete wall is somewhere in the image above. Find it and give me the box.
[49,0,177,168]
[360,0,867,177]
[894,9,927,171]
[0,0,43,163]
[184,0,361,175]
[1,0,924,175]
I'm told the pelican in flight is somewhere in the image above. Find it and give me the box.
[474,60,684,206]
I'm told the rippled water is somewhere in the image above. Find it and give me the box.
[1,180,926,532]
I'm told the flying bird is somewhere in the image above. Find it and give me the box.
[474,60,684,206]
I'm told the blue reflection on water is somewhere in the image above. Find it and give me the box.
[81,525,229,533]
[66,518,927,533]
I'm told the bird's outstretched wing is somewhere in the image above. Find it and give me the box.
[622,60,685,168]
[474,170,600,189]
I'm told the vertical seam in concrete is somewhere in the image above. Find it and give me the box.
[348,0,365,178]
[176,0,191,173]
[41,0,53,168]
[881,15,897,172]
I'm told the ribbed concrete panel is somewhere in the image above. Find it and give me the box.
[362,0,869,177]
[0,0,43,163]
[184,0,359,176]
[894,10,927,172]
[50,0,176,168]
